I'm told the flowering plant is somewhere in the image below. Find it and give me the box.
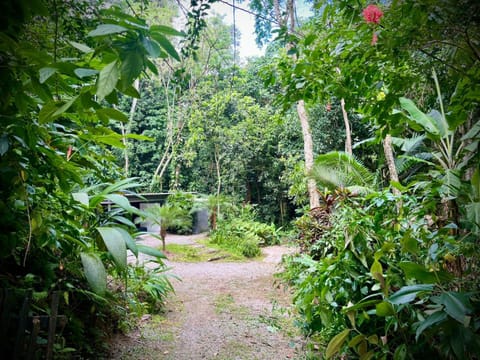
[362,4,383,24]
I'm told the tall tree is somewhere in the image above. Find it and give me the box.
[251,0,320,209]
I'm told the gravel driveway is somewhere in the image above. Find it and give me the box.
[109,233,303,359]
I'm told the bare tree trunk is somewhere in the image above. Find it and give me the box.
[297,100,320,209]
[122,79,140,177]
[214,146,222,222]
[340,98,353,155]
[273,0,319,209]
[383,134,400,196]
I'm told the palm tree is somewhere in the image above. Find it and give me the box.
[143,203,191,251]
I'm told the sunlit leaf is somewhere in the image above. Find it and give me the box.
[52,95,79,117]
[88,24,127,37]
[389,284,434,305]
[69,41,93,53]
[399,97,440,137]
[72,192,89,206]
[39,67,57,83]
[97,60,119,101]
[74,68,99,78]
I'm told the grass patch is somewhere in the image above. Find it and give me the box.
[164,242,254,262]
[164,243,210,262]
[198,239,265,262]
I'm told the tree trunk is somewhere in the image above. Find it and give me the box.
[273,0,319,209]
[122,79,140,177]
[341,98,353,155]
[383,134,400,196]
[297,100,320,209]
[160,227,167,251]
[214,146,222,222]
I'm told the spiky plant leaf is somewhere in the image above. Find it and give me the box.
[311,151,375,193]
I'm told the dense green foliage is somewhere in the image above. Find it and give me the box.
[2,0,478,357]
[0,0,185,356]
[273,0,480,359]
[209,202,280,258]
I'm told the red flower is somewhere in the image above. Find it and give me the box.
[363,4,383,24]
[371,32,378,45]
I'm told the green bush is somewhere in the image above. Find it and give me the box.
[208,203,281,257]
[281,190,480,359]
[165,191,195,234]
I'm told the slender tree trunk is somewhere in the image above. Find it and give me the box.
[214,146,222,222]
[383,134,400,196]
[214,146,221,198]
[340,98,353,155]
[122,79,140,177]
[273,0,319,209]
[297,100,320,209]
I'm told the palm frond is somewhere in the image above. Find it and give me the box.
[311,151,375,192]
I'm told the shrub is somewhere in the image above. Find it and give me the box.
[281,190,480,359]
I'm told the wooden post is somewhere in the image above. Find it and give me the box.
[13,290,31,359]
[26,317,41,360]
[46,292,60,360]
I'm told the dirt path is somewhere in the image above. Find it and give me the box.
[109,234,303,359]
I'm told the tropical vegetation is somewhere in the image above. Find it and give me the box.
[0,0,478,358]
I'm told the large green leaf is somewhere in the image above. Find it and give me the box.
[399,97,440,137]
[39,101,60,124]
[399,262,439,283]
[114,227,138,257]
[326,329,350,359]
[150,32,180,61]
[465,202,480,235]
[96,107,128,123]
[126,133,154,141]
[80,253,107,295]
[376,301,395,316]
[97,227,127,271]
[120,51,144,86]
[461,119,480,141]
[74,68,99,78]
[0,135,9,156]
[150,25,186,37]
[97,60,119,101]
[415,310,448,340]
[52,95,79,117]
[471,167,480,200]
[388,284,434,305]
[142,36,162,58]
[39,67,57,83]
[68,40,93,53]
[433,292,472,324]
[72,192,89,206]
[137,244,167,259]
[88,24,127,37]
